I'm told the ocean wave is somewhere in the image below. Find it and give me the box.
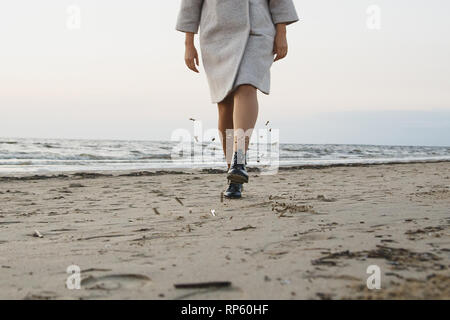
[139,154,172,160]
[77,153,111,160]
[0,138,449,173]
[34,142,60,149]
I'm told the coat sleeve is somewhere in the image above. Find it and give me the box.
[176,0,204,34]
[269,0,299,25]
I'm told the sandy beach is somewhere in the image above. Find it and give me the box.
[0,161,449,300]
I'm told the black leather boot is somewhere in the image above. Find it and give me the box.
[224,181,243,199]
[227,151,249,184]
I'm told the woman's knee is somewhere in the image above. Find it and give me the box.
[235,84,257,98]
[218,101,233,118]
[218,93,233,108]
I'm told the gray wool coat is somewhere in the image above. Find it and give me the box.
[176,0,299,103]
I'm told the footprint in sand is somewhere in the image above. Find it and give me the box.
[81,274,151,290]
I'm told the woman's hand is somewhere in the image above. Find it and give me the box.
[273,24,288,62]
[185,33,200,73]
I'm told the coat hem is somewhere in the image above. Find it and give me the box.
[211,79,270,104]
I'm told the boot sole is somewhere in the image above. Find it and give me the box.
[224,193,242,199]
[227,173,249,184]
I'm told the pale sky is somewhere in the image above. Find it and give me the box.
[0,0,449,146]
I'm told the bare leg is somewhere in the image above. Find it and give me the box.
[217,94,234,169]
[233,85,259,160]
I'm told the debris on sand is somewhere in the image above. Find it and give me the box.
[153,208,161,215]
[316,292,334,300]
[232,225,256,232]
[189,118,196,122]
[175,197,184,206]
[405,226,444,236]
[33,230,44,238]
[220,192,224,203]
[268,195,285,200]
[0,174,69,182]
[316,194,336,202]
[134,228,152,232]
[77,233,128,241]
[69,183,85,188]
[367,246,442,270]
[272,202,316,217]
[312,250,364,266]
[23,291,58,300]
[210,209,216,217]
[82,268,112,273]
[81,274,151,290]
[174,281,231,289]
[311,246,444,271]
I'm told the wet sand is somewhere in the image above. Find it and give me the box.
[0,162,449,300]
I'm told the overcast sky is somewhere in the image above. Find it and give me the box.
[0,0,449,146]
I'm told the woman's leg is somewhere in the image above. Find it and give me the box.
[233,85,259,159]
[217,93,234,169]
